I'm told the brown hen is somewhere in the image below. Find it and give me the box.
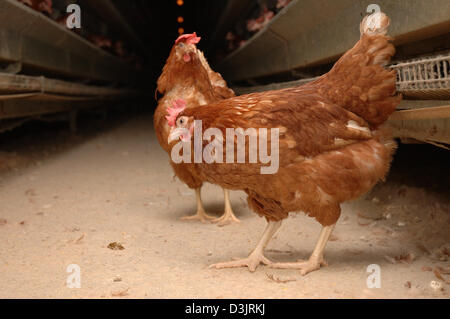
[154,33,239,225]
[168,13,402,275]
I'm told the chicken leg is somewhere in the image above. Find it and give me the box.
[181,188,215,222]
[209,221,281,272]
[270,224,335,275]
[211,189,240,226]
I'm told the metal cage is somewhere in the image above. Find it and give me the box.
[391,53,450,99]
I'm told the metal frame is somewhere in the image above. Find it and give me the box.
[392,53,450,99]
[217,0,450,82]
[0,73,137,98]
[83,0,148,57]
[0,0,137,83]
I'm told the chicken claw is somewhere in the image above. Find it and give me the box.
[180,209,215,223]
[211,189,240,226]
[180,188,215,223]
[211,212,240,226]
[270,256,328,276]
[209,221,281,272]
[209,251,272,272]
[271,224,335,275]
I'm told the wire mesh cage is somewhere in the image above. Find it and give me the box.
[391,53,450,99]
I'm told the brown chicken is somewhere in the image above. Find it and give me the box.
[18,0,52,15]
[247,6,275,33]
[167,13,402,275]
[154,33,239,225]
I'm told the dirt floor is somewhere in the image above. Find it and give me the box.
[0,112,449,299]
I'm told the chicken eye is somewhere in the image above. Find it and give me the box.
[179,118,184,124]
[178,42,184,48]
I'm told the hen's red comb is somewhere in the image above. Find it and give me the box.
[165,99,186,127]
[175,32,201,45]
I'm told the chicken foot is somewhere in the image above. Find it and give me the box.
[211,189,240,226]
[180,188,215,223]
[209,221,281,272]
[270,224,335,275]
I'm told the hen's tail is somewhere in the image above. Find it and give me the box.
[316,12,401,127]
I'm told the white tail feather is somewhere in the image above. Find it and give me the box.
[360,12,390,37]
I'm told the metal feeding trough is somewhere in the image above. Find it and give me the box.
[392,53,450,100]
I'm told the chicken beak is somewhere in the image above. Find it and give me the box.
[168,127,189,144]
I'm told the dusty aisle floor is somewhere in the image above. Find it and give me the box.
[0,113,449,299]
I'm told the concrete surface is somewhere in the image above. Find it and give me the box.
[0,114,448,298]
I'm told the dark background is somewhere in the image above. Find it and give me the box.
[107,0,230,87]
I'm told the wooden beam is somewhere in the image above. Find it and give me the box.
[388,117,450,145]
[390,105,450,120]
